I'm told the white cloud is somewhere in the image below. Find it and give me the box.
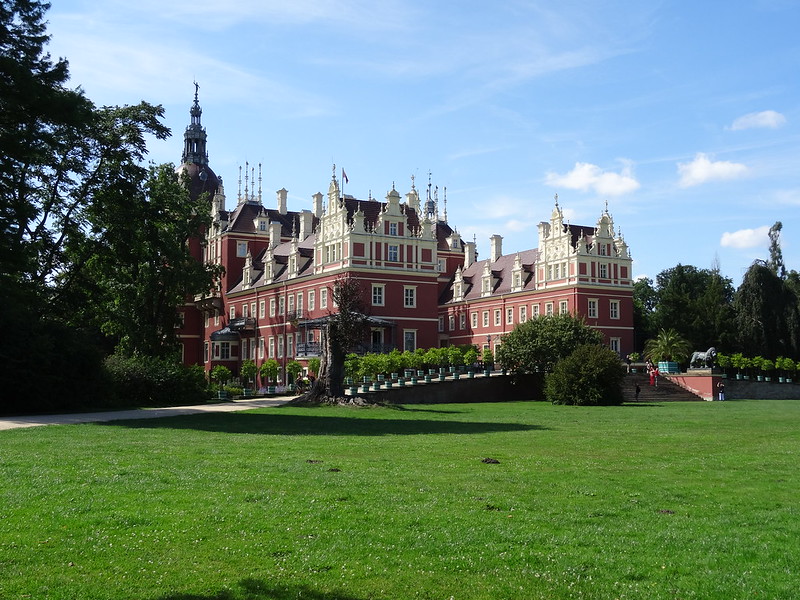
[729,110,787,131]
[544,161,640,196]
[677,153,748,187]
[720,226,770,249]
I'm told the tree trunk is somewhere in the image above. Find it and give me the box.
[291,323,345,403]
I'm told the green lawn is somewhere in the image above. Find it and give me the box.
[1,400,798,599]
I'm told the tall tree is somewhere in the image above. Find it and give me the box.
[78,162,222,356]
[298,275,370,402]
[768,221,786,280]
[632,277,658,351]
[734,261,799,358]
[653,264,735,352]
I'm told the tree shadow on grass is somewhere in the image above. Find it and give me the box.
[156,578,364,600]
[107,410,545,436]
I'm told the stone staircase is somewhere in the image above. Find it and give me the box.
[623,372,703,403]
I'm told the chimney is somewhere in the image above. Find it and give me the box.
[312,192,324,218]
[490,234,503,262]
[269,221,282,249]
[464,241,476,268]
[277,188,288,215]
[299,209,313,240]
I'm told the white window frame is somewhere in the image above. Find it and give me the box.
[532,304,540,318]
[236,241,248,257]
[389,222,398,236]
[545,302,554,316]
[588,299,598,319]
[482,311,489,327]
[600,263,608,278]
[494,309,501,326]
[448,314,455,331]
[372,284,385,306]
[268,337,275,358]
[258,337,264,360]
[403,330,417,352]
[278,295,285,315]
[320,288,328,309]
[610,300,620,320]
[519,305,527,323]
[403,286,416,308]
[259,300,265,319]
[471,312,478,328]
[610,337,620,354]
[459,313,466,330]
[308,290,316,312]
[269,298,276,317]
[229,305,236,320]
[438,316,444,332]
[506,307,514,325]
[559,300,568,315]
[388,244,399,262]
[242,304,248,318]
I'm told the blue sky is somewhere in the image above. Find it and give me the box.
[46,0,800,285]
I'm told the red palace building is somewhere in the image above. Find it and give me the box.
[175,93,634,383]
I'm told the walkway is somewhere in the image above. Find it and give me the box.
[0,397,291,431]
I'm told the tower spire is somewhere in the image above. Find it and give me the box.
[182,82,209,165]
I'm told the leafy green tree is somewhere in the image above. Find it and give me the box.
[79,162,221,356]
[240,359,257,387]
[633,277,658,351]
[734,261,800,358]
[653,264,735,352]
[210,365,231,386]
[643,328,691,364]
[259,359,279,384]
[768,221,786,279]
[544,344,626,406]
[495,314,602,374]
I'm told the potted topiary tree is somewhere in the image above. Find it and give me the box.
[482,347,494,376]
[760,358,775,382]
[210,365,232,400]
[240,359,258,397]
[259,359,280,394]
[463,346,479,378]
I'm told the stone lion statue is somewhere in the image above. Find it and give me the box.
[690,347,717,368]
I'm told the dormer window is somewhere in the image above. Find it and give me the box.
[259,221,267,232]
[599,244,607,256]
[389,222,398,236]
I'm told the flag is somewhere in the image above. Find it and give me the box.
[342,168,349,184]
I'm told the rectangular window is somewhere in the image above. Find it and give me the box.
[288,294,295,315]
[242,304,248,318]
[438,316,444,332]
[297,293,303,317]
[268,337,275,358]
[287,335,294,358]
[404,286,416,308]
[519,305,527,323]
[448,315,455,331]
[205,313,209,328]
[610,337,620,354]
[471,312,478,328]
[372,284,385,306]
[388,245,399,262]
[506,307,514,324]
[389,222,398,236]
[533,304,540,317]
[320,288,328,309]
[229,306,236,320]
[600,263,608,278]
[278,295,285,315]
[588,299,598,319]
[545,302,554,316]
[494,309,501,326]
[259,300,265,319]
[277,335,284,358]
[203,341,209,363]
[308,290,315,312]
[258,338,264,360]
[438,258,446,272]
[214,309,219,326]
[482,311,489,327]
[403,330,417,352]
[559,300,568,315]
[237,241,248,257]
[460,313,466,329]
[610,300,620,319]
[269,298,276,317]
[220,341,230,359]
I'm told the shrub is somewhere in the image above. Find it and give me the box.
[240,360,257,386]
[210,365,232,385]
[104,354,207,408]
[307,357,320,376]
[544,344,626,406]
[259,359,280,384]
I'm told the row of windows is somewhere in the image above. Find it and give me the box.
[371,284,417,308]
[224,288,332,323]
[439,299,621,332]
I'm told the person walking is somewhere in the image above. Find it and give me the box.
[717,381,725,401]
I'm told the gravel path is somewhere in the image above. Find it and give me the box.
[0,397,291,431]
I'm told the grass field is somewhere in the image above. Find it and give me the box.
[1,400,798,599]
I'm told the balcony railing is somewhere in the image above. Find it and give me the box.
[229,317,256,331]
[296,342,322,357]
